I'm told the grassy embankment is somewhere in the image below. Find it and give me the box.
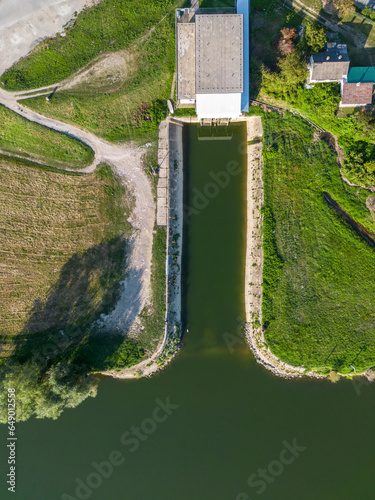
[0,104,93,169]
[1,0,182,142]
[0,158,132,364]
[260,110,375,375]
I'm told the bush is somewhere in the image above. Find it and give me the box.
[362,6,372,17]
[329,371,340,383]
[105,339,145,370]
[304,22,327,54]
[278,27,297,56]
[342,142,375,186]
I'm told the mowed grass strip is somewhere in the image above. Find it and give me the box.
[0,159,132,348]
[0,0,179,90]
[22,13,177,142]
[261,112,375,375]
[0,105,94,169]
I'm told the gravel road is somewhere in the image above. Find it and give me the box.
[0,0,99,75]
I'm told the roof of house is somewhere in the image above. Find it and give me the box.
[312,43,349,63]
[195,14,243,94]
[348,66,375,83]
[342,82,373,106]
[310,44,350,82]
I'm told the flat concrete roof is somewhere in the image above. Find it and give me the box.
[195,14,243,94]
[176,22,196,100]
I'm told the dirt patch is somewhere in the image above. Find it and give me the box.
[366,195,375,217]
[131,102,152,127]
[318,131,345,166]
[60,50,137,94]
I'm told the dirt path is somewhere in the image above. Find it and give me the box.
[0,86,155,336]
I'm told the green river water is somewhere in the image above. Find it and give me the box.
[1,123,374,500]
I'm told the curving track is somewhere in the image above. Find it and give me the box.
[0,87,155,335]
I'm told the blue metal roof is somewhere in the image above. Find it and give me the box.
[236,0,250,112]
[348,67,375,83]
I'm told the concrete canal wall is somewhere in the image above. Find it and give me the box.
[156,118,184,362]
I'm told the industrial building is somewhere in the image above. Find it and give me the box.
[176,0,250,121]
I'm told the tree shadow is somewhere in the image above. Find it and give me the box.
[338,13,375,65]
[4,236,143,370]
[199,0,235,9]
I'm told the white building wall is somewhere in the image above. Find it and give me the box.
[196,93,242,119]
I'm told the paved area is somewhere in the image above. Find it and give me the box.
[157,121,169,226]
[0,0,98,75]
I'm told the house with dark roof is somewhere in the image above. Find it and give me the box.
[340,67,375,107]
[308,43,375,108]
[308,43,350,83]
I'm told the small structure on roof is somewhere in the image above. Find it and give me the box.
[308,43,350,83]
[176,1,249,120]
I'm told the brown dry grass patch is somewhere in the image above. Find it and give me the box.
[0,158,132,355]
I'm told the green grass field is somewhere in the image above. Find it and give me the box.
[19,10,177,142]
[261,111,375,375]
[0,105,93,169]
[0,159,131,360]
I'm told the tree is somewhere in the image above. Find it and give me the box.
[352,109,375,137]
[364,160,375,175]
[304,23,327,54]
[278,52,308,87]
[332,0,355,17]
[0,358,98,423]
[278,27,297,56]
[0,359,42,422]
[342,145,375,186]
[362,6,372,17]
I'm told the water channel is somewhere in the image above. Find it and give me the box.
[1,122,374,500]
